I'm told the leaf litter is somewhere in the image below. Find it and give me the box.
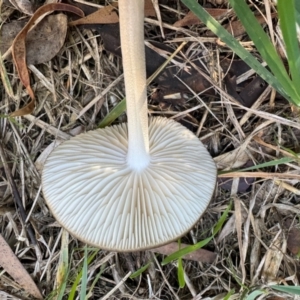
[1,0,300,299]
[1,14,68,65]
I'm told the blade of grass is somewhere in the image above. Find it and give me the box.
[85,264,106,300]
[68,249,99,300]
[130,262,151,279]
[218,156,298,175]
[228,0,300,104]
[228,0,294,91]
[277,0,300,84]
[98,99,126,128]
[181,0,299,105]
[246,290,266,300]
[56,230,69,300]
[177,256,185,288]
[80,246,88,300]
[238,157,299,170]
[271,285,300,295]
[161,201,232,265]
[295,1,300,26]
[223,289,235,300]
[177,239,185,288]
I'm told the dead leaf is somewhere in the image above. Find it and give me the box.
[0,234,43,299]
[221,58,267,107]
[150,242,217,263]
[97,24,214,98]
[206,12,278,37]
[287,227,300,255]
[223,74,267,107]
[144,0,156,17]
[0,15,68,65]
[218,160,255,192]
[28,14,68,65]
[0,20,27,55]
[69,0,155,27]
[214,146,251,170]
[10,3,84,117]
[8,0,36,15]
[224,13,277,37]
[262,231,286,283]
[69,5,118,26]
[174,8,229,27]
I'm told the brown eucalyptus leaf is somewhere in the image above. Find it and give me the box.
[206,12,277,37]
[174,8,229,27]
[1,14,67,65]
[151,242,217,263]
[8,0,35,15]
[287,227,300,255]
[225,13,277,37]
[61,0,97,16]
[221,58,267,107]
[0,20,27,55]
[11,3,84,117]
[27,14,68,65]
[69,0,155,27]
[144,0,156,17]
[0,234,43,299]
[69,5,118,26]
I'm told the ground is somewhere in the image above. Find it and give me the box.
[0,0,300,299]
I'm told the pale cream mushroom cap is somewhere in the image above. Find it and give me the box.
[42,117,216,251]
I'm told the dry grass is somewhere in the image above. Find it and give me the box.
[1,0,300,299]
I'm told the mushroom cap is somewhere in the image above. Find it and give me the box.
[42,117,216,251]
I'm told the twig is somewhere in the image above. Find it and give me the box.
[101,271,131,300]
[0,141,38,247]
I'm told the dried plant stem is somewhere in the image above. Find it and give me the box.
[0,142,38,246]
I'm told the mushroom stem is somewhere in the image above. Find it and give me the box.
[119,0,150,171]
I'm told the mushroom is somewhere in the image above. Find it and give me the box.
[42,0,217,251]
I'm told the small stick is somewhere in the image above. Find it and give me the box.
[0,141,38,247]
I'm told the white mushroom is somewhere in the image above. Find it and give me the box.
[42,0,217,251]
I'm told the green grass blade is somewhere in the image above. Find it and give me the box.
[295,2,300,27]
[98,99,126,128]
[277,0,300,86]
[181,0,299,105]
[238,157,297,171]
[56,230,69,300]
[85,264,106,300]
[68,249,98,300]
[161,202,232,265]
[177,256,185,288]
[161,237,212,265]
[296,0,300,13]
[228,0,292,84]
[271,285,300,295]
[279,145,300,158]
[177,239,185,288]
[212,201,232,235]
[80,246,88,300]
[228,0,300,104]
[130,262,151,279]
[223,289,235,300]
[218,156,297,175]
[246,290,266,300]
